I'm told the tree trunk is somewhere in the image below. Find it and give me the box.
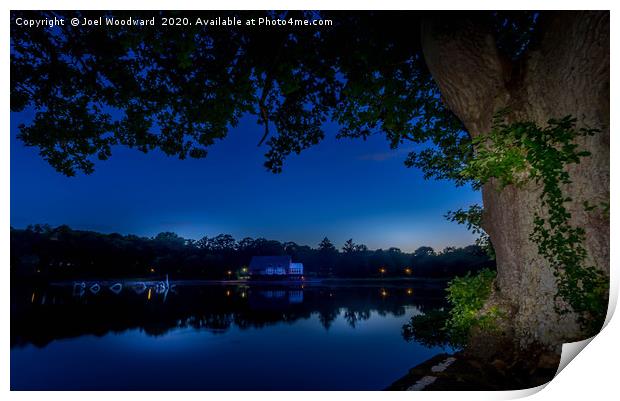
[420,11,609,349]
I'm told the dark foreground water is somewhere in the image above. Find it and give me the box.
[11,281,452,390]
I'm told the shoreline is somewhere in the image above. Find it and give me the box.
[387,350,559,391]
[44,276,451,287]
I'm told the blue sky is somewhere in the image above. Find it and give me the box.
[11,111,481,252]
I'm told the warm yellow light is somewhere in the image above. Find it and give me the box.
[380,289,388,297]
[226,290,231,296]
[404,267,412,275]
[406,288,413,295]
[147,288,152,300]
[31,292,35,303]
[149,267,155,273]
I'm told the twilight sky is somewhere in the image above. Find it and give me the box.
[11,109,481,252]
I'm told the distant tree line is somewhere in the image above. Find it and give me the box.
[11,224,494,281]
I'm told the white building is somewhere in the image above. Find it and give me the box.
[289,262,304,275]
[249,256,304,278]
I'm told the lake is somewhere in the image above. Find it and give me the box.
[11,280,452,390]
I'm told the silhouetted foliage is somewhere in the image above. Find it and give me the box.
[11,225,494,281]
[402,269,499,348]
[11,11,540,180]
[402,309,452,348]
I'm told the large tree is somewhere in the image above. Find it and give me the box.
[11,10,609,350]
[420,12,609,350]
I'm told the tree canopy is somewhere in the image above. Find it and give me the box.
[11,11,539,180]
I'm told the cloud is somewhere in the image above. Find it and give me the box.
[357,147,413,162]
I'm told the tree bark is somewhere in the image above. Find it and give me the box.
[420,11,609,349]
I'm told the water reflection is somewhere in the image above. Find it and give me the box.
[12,282,448,349]
[12,281,455,390]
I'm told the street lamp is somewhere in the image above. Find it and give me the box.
[379,267,386,278]
[404,267,412,275]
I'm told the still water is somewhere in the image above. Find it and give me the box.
[11,281,451,390]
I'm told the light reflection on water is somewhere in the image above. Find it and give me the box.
[11,282,452,390]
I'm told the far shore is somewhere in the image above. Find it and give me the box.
[45,276,452,287]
